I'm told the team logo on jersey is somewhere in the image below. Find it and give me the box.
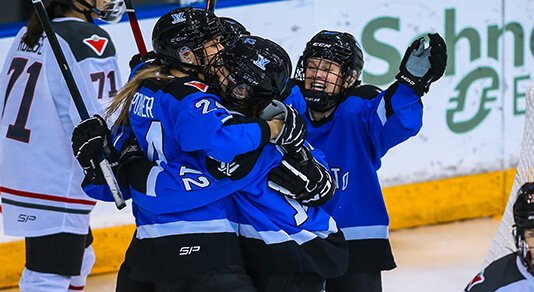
[465,271,485,291]
[185,81,208,92]
[171,12,186,24]
[83,34,109,56]
[218,161,240,177]
[253,54,270,71]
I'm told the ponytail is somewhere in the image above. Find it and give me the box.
[106,65,175,130]
[22,2,69,48]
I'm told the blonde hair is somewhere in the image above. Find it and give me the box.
[105,65,174,130]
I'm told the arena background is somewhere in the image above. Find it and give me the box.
[0,0,533,288]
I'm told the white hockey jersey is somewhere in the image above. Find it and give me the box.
[0,17,122,237]
[465,252,534,291]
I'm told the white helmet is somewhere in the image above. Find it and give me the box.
[55,0,125,24]
[94,0,126,24]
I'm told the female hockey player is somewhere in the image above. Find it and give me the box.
[277,30,447,291]
[209,35,346,292]
[73,32,345,292]
[464,182,534,291]
[71,8,314,292]
[0,0,125,291]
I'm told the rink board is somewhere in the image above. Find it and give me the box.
[0,169,516,288]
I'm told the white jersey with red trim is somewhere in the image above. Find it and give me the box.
[0,17,122,237]
[465,252,534,291]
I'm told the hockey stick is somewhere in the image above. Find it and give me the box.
[123,0,147,55]
[206,0,217,12]
[30,0,126,210]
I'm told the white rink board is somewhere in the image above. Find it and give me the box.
[114,0,534,186]
[1,0,534,240]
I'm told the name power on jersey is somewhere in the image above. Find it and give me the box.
[131,92,155,118]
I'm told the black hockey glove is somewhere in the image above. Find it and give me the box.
[71,115,118,185]
[260,100,307,155]
[129,51,159,70]
[268,147,335,207]
[116,133,149,189]
[396,33,447,96]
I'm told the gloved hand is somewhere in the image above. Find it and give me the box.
[129,51,159,70]
[71,115,118,185]
[268,147,335,207]
[395,33,447,96]
[116,132,148,189]
[260,100,307,155]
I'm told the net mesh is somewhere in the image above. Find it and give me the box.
[483,80,534,267]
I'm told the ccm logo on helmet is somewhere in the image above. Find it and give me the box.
[311,42,332,48]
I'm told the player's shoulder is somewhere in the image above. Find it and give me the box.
[346,84,382,100]
[277,78,300,102]
[143,76,213,102]
[464,253,526,291]
[51,18,116,61]
[336,84,382,114]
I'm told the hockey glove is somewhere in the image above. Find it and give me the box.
[268,147,335,207]
[115,133,153,190]
[260,100,307,155]
[71,115,118,185]
[395,33,447,96]
[129,51,158,70]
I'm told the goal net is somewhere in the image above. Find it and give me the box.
[483,80,534,267]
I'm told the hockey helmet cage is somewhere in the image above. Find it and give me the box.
[297,30,364,75]
[210,35,292,117]
[514,182,534,247]
[295,30,364,112]
[219,17,251,46]
[94,0,126,24]
[152,7,222,68]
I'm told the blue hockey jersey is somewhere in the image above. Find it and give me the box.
[234,168,348,278]
[83,75,348,280]
[85,127,348,279]
[283,81,423,271]
[84,126,246,281]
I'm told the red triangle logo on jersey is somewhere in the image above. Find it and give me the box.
[185,81,209,92]
[82,34,109,56]
[466,271,485,291]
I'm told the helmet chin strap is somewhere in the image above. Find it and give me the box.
[69,0,95,23]
[518,239,534,276]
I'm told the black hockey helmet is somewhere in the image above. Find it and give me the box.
[295,30,364,112]
[219,17,251,46]
[51,0,125,24]
[209,36,292,117]
[513,182,534,248]
[152,7,223,70]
